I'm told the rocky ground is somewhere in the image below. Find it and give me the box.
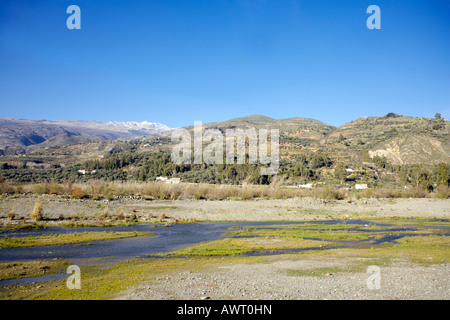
[115,255,449,300]
[1,195,449,223]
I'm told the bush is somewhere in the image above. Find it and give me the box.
[272,188,295,199]
[31,198,44,221]
[47,182,64,195]
[435,185,450,199]
[99,207,109,220]
[71,188,88,199]
[0,181,16,194]
[239,187,261,200]
[117,210,126,221]
[313,186,345,200]
[8,209,16,221]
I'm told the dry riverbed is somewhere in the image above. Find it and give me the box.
[0,195,448,300]
[116,254,450,300]
[0,195,449,224]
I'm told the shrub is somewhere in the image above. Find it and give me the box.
[403,187,428,198]
[0,181,16,194]
[313,186,344,200]
[7,209,16,221]
[239,187,259,200]
[99,207,109,220]
[71,188,88,199]
[272,188,295,199]
[435,185,450,199]
[31,184,49,195]
[128,213,138,222]
[117,210,126,221]
[31,198,44,221]
[47,182,64,195]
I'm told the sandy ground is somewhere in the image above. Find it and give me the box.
[0,195,449,223]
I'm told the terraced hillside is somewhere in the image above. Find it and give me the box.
[327,114,450,165]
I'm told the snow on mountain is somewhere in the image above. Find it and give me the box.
[104,121,171,132]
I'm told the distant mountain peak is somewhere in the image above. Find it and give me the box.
[0,117,171,150]
[104,120,171,132]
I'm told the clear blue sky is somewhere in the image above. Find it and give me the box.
[1,0,449,128]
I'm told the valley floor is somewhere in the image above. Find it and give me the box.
[1,195,449,224]
[0,196,448,300]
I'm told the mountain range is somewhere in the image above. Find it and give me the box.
[0,117,170,152]
[0,114,449,165]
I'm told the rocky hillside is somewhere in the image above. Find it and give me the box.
[197,113,449,165]
[329,114,450,165]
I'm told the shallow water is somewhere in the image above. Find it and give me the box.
[1,219,447,263]
[0,219,448,286]
[0,220,448,261]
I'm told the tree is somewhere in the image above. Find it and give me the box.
[437,162,450,187]
[294,162,311,178]
[435,113,442,119]
[398,166,410,185]
[372,155,387,168]
[334,163,347,184]
[411,164,432,190]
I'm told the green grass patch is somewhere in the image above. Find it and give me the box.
[367,217,450,228]
[4,257,243,300]
[0,259,69,281]
[228,223,366,230]
[298,235,450,266]
[0,223,47,231]
[164,238,261,257]
[379,235,450,264]
[0,231,152,248]
[225,227,376,241]
[163,236,343,257]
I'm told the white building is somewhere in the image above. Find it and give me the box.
[355,184,368,190]
[168,178,181,184]
[156,176,181,184]
[78,169,97,175]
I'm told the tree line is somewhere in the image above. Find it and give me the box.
[0,150,449,188]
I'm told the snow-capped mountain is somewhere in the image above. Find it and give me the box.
[104,121,171,133]
[0,117,171,149]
